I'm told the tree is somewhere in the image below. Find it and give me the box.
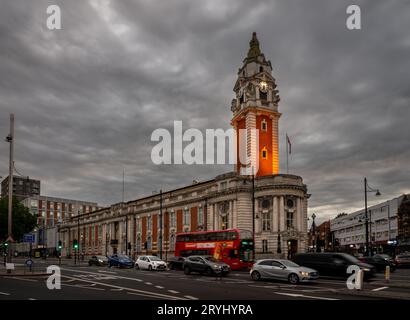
[0,197,37,242]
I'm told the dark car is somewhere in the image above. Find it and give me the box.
[168,256,186,270]
[88,255,109,266]
[183,255,230,276]
[108,254,134,268]
[292,253,376,279]
[359,254,396,272]
[395,254,410,268]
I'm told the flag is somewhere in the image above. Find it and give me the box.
[286,133,292,154]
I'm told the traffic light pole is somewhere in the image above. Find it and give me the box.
[7,114,14,263]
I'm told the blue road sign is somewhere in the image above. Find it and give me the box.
[23,234,35,243]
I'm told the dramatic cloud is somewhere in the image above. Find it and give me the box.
[0,0,409,224]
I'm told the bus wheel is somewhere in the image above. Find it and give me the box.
[251,271,261,281]
[184,267,191,275]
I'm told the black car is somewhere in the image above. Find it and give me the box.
[88,255,109,266]
[292,253,376,279]
[168,256,186,270]
[183,255,230,276]
[359,254,396,272]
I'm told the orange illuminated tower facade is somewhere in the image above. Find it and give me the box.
[231,32,281,177]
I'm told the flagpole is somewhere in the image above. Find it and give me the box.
[286,133,289,174]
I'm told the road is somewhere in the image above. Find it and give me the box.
[2,262,409,300]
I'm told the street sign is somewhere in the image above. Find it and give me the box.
[23,234,35,243]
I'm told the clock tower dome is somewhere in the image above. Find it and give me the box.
[231,32,281,176]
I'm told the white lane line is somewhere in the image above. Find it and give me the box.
[61,267,143,282]
[273,292,339,300]
[62,283,105,291]
[155,286,164,289]
[61,275,186,300]
[0,292,11,296]
[372,286,389,292]
[168,290,179,294]
[6,277,38,282]
[110,288,123,291]
[98,270,117,274]
[28,298,37,300]
[145,282,153,285]
[184,295,199,300]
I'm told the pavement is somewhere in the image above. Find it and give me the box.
[1,259,410,300]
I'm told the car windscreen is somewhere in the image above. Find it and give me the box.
[117,255,130,259]
[281,260,299,268]
[149,256,162,261]
[339,253,361,264]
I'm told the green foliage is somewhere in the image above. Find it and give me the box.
[0,196,37,241]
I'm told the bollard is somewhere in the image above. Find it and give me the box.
[385,265,390,283]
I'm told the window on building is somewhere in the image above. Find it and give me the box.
[286,212,294,229]
[261,119,267,131]
[183,208,190,226]
[198,207,203,226]
[261,147,267,159]
[147,216,152,231]
[137,218,142,232]
[136,237,141,253]
[262,211,271,231]
[220,182,227,190]
[262,240,268,253]
[170,212,176,228]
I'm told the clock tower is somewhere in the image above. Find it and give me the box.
[231,32,281,177]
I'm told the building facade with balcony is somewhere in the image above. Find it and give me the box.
[1,175,40,201]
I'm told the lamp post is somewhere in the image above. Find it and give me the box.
[159,189,163,260]
[364,177,381,257]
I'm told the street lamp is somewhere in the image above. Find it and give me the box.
[364,177,381,257]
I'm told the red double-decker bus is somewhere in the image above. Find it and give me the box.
[174,229,254,270]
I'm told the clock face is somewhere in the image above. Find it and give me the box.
[259,81,268,93]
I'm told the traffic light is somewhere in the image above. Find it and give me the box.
[73,239,78,250]
[58,240,62,250]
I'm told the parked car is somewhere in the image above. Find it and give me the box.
[359,254,396,272]
[183,255,230,276]
[395,254,410,268]
[292,253,376,279]
[88,255,109,266]
[107,254,134,268]
[250,259,319,284]
[135,255,167,271]
[167,256,186,270]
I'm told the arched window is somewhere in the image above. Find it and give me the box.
[259,66,263,72]
[261,119,267,131]
[261,147,268,159]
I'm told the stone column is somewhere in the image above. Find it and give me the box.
[232,200,237,229]
[273,196,278,232]
[279,196,285,232]
[209,204,214,231]
[297,198,302,232]
[229,201,233,229]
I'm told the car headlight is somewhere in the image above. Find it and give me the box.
[362,268,370,272]
[98,259,103,263]
[213,264,221,269]
[300,271,309,277]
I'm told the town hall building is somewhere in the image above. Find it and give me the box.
[58,33,309,259]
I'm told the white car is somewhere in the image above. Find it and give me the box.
[135,255,167,271]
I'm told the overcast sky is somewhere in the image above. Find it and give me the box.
[1,0,409,223]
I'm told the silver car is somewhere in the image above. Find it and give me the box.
[250,259,319,284]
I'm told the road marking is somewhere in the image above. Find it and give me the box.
[62,283,105,291]
[60,275,187,300]
[184,295,199,300]
[61,267,143,283]
[6,277,38,282]
[110,288,123,291]
[372,286,388,292]
[168,290,179,294]
[145,282,153,285]
[28,298,37,300]
[98,270,117,274]
[155,286,164,289]
[0,292,11,296]
[273,292,339,300]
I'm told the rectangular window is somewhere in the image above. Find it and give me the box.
[170,212,176,228]
[183,208,190,225]
[262,212,271,231]
[262,240,268,253]
[198,207,203,226]
[147,216,152,231]
[286,212,293,229]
